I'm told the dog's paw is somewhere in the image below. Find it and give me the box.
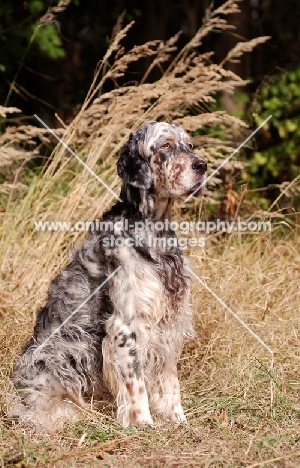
[173,404,187,423]
[131,409,154,427]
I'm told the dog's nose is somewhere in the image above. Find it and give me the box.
[192,158,207,173]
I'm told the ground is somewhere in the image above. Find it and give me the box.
[1,231,299,467]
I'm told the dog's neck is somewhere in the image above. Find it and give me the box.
[120,183,173,222]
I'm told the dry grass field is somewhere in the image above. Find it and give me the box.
[0,1,299,466]
[1,231,300,467]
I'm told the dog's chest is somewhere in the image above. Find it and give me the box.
[113,242,189,322]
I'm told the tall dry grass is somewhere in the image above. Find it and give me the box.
[0,0,299,466]
[0,0,269,308]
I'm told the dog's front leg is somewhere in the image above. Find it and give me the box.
[149,362,187,423]
[159,363,187,423]
[104,317,153,427]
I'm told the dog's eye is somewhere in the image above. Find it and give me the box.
[161,142,170,149]
[188,142,193,150]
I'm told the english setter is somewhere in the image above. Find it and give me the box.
[10,121,207,431]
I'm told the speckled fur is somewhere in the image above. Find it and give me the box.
[9,121,207,431]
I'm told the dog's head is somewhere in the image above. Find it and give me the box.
[117,121,207,198]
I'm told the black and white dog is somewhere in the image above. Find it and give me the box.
[10,121,207,431]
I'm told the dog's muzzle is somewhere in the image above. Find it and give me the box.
[190,157,207,196]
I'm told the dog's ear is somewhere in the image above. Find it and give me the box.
[117,133,152,190]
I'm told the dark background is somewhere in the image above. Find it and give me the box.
[1,0,299,119]
[0,0,299,198]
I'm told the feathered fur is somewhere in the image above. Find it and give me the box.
[9,121,207,430]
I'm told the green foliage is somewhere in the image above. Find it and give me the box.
[251,66,300,186]
[34,24,65,59]
[0,0,66,77]
[27,0,44,14]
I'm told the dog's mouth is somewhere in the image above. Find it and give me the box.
[188,175,206,197]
